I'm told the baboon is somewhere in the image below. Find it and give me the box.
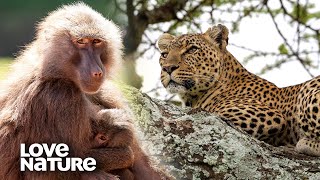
[0,3,168,180]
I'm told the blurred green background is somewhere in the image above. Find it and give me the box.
[0,0,121,81]
[0,58,11,80]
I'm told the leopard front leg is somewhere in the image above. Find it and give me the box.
[296,91,320,156]
[209,99,288,146]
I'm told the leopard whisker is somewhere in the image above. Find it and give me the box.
[193,75,222,84]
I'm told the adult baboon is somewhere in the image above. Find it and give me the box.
[0,3,168,180]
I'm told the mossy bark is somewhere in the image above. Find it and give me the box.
[121,85,320,180]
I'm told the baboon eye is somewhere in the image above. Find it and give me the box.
[76,39,86,44]
[93,39,102,44]
[186,46,199,54]
[161,52,168,58]
[92,39,103,47]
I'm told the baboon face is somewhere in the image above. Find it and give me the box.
[36,3,123,95]
[42,33,109,94]
[70,36,107,93]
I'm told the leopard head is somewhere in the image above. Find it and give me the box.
[157,24,229,96]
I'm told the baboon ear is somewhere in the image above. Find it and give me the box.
[204,24,229,50]
[157,33,175,52]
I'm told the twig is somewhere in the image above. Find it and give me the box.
[279,0,318,32]
[229,43,278,56]
[265,2,314,77]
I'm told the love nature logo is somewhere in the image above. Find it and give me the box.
[20,143,96,172]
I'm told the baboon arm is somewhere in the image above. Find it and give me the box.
[87,147,134,172]
[131,142,171,180]
[88,82,126,109]
[81,171,119,180]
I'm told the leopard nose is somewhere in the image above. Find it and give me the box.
[162,65,179,75]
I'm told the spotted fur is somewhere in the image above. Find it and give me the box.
[157,24,320,156]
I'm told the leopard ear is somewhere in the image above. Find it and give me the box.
[204,24,229,50]
[157,33,175,52]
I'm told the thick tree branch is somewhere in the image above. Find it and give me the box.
[123,0,188,54]
[141,0,187,24]
[121,85,320,179]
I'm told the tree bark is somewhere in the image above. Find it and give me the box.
[122,85,320,180]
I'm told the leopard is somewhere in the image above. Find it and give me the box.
[156,24,320,156]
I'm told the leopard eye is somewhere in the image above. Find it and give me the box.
[186,46,199,54]
[161,52,168,58]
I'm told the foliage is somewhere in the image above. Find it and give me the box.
[0,1,118,57]
[116,0,320,95]
[122,0,319,72]
[2,1,320,92]
[0,58,13,80]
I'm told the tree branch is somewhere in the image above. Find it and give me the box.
[265,2,314,77]
[123,0,188,54]
[140,0,188,24]
[122,85,320,179]
[279,0,318,32]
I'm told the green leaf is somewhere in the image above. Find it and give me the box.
[231,22,239,33]
[291,3,310,23]
[278,44,288,55]
[304,56,314,67]
[309,11,320,19]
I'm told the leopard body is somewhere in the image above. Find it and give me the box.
[157,24,320,156]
